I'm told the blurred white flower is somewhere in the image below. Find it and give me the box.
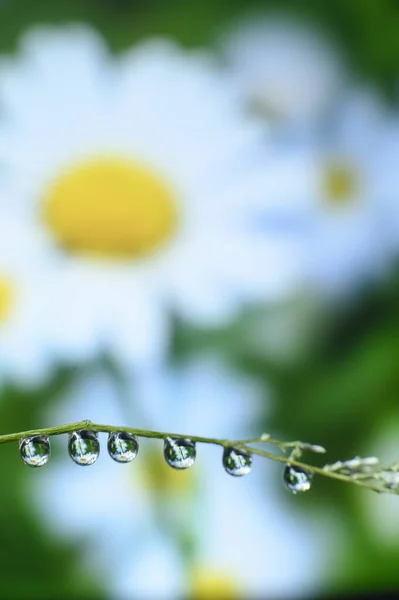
[0,217,54,385]
[0,25,304,369]
[220,15,344,131]
[135,360,331,598]
[256,89,398,297]
[32,358,331,598]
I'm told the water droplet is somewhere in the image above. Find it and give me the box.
[283,464,313,494]
[19,435,50,468]
[223,447,252,477]
[107,431,139,463]
[164,438,196,470]
[68,430,100,466]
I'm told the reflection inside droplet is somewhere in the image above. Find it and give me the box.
[222,447,252,477]
[164,438,196,470]
[283,464,313,494]
[108,431,139,463]
[68,430,100,466]
[19,435,51,468]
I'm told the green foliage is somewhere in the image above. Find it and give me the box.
[1,0,399,98]
[0,376,105,598]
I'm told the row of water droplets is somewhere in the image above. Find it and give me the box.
[19,430,313,493]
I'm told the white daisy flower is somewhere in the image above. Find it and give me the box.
[0,25,304,369]
[255,88,397,297]
[220,15,345,131]
[32,358,332,598]
[0,216,54,385]
[131,360,331,598]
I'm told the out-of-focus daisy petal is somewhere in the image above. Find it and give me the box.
[220,16,345,129]
[0,25,305,368]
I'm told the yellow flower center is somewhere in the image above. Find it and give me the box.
[139,448,196,496]
[190,568,240,600]
[322,159,359,208]
[0,277,15,324]
[42,157,178,259]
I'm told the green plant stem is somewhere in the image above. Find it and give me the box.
[4,420,397,495]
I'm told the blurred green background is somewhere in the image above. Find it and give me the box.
[1,0,399,598]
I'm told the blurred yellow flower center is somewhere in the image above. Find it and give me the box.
[190,568,239,600]
[139,449,196,496]
[323,160,359,207]
[42,157,178,259]
[0,278,14,324]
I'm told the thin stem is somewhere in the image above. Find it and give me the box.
[242,446,396,495]
[5,420,397,495]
